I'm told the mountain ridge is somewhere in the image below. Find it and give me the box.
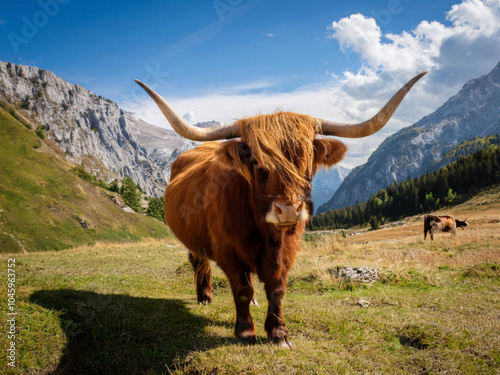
[318,61,500,213]
[0,61,195,196]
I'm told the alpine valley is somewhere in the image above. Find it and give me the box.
[3,59,497,248]
[318,61,500,214]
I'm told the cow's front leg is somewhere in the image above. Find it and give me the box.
[218,257,256,341]
[264,279,291,348]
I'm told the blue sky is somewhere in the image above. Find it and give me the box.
[2,0,500,167]
[2,0,459,95]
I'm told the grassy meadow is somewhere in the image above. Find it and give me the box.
[1,187,499,374]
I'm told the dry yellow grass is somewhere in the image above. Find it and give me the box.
[2,187,499,374]
[297,187,500,283]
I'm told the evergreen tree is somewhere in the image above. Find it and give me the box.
[35,125,46,140]
[309,142,499,231]
[120,176,143,213]
[424,192,436,211]
[369,215,379,230]
[108,179,120,193]
[146,197,164,222]
[445,188,457,204]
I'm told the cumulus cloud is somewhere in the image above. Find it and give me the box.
[331,15,435,74]
[323,0,500,164]
[329,0,500,83]
[123,0,500,169]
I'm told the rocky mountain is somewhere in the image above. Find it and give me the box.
[0,61,195,196]
[127,116,198,186]
[318,61,500,214]
[194,120,220,128]
[311,165,350,211]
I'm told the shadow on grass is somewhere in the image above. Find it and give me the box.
[30,289,234,374]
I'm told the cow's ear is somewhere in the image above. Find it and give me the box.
[313,139,347,174]
[216,140,253,184]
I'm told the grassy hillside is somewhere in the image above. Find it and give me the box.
[0,187,499,374]
[0,107,170,253]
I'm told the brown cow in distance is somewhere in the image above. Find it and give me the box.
[135,71,427,348]
[424,214,468,240]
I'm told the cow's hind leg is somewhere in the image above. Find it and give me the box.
[188,252,213,304]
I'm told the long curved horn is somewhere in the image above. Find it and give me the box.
[320,71,428,138]
[134,80,240,141]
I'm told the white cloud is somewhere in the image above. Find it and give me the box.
[329,0,500,77]
[124,85,343,130]
[182,110,196,124]
[123,0,500,169]
[324,0,500,164]
[447,0,499,37]
[217,78,279,94]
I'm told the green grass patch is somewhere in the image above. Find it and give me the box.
[460,263,500,279]
[397,324,436,349]
[1,240,499,374]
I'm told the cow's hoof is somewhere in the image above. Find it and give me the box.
[237,328,257,344]
[276,339,292,349]
[197,293,212,305]
[239,333,257,344]
[236,317,256,342]
[197,297,211,305]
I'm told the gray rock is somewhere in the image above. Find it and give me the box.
[356,298,371,307]
[122,206,135,213]
[73,215,91,229]
[330,266,379,283]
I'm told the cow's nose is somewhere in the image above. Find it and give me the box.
[265,199,309,226]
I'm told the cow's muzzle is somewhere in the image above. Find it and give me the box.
[265,199,309,226]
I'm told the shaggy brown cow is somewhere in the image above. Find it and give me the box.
[135,71,426,348]
[424,214,468,240]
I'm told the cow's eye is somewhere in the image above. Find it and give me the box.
[257,168,269,181]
